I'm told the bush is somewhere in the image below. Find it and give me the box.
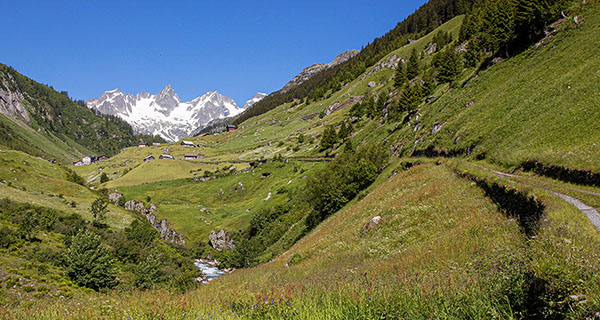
[66,229,115,290]
[99,173,109,183]
[0,227,15,248]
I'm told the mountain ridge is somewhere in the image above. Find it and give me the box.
[87,86,265,142]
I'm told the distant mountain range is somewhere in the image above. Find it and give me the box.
[87,85,265,142]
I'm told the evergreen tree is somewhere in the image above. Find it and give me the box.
[398,84,422,112]
[338,122,352,141]
[394,62,407,87]
[421,71,437,98]
[365,94,378,119]
[99,172,109,183]
[320,126,338,151]
[67,229,115,290]
[407,49,420,80]
[435,50,462,85]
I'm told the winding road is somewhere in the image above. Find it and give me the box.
[475,164,600,232]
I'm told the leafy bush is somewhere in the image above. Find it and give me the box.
[66,229,115,290]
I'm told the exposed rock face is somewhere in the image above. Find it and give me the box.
[325,96,363,116]
[365,54,403,77]
[280,49,359,93]
[108,192,123,205]
[425,43,438,55]
[0,73,29,123]
[209,229,235,251]
[362,216,382,236]
[123,200,185,245]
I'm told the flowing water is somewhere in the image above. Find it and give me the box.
[194,261,227,283]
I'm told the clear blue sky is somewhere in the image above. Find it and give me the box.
[1,0,426,105]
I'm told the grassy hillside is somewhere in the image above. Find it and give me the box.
[1,0,600,318]
[0,64,164,162]
[7,162,599,318]
[393,2,600,170]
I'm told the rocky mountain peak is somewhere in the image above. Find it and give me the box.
[329,49,360,67]
[280,49,359,93]
[87,86,252,142]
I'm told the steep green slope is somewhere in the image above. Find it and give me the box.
[394,1,600,169]
[0,64,163,162]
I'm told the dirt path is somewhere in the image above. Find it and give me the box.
[474,164,600,232]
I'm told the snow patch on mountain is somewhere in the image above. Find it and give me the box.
[242,93,267,109]
[87,85,252,142]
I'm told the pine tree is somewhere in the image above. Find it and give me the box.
[435,50,462,85]
[398,84,422,112]
[407,49,420,80]
[338,122,353,141]
[394,62,407,87]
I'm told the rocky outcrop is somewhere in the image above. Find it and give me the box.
[124,200,185,245]
[364,54,403,77]
[0,73,30,123]
[108,192,123,205]
[280,49,359,93]
[209,229,235,251]
[325,96,363,116]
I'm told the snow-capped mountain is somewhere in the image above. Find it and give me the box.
[87,85,250,142]
[242,93,267,109]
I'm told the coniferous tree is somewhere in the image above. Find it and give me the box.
[407,49,420,80]
[398,84,422,112]
[435,50,462,85]
[338,122,353,141]
[394,62,407,87]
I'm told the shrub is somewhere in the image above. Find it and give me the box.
[66,229,115,290]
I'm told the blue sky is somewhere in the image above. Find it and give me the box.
[1,0,426,105]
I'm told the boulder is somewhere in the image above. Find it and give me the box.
[108,192,123,205]
[368,81,377,88]
[209,229,235,251]
[361,216,382,236]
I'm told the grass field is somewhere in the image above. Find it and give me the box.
[1,2,600,318]
[6,162,599,319]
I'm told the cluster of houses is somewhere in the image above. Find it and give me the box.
[142,153,203,162]
[73,155,109,166]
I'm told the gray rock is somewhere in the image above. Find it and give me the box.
[362,216,382,235]
[209,229,235,251]
[368,81,377,88]
[0,74,30,123]
[425,43,437,55]
[280,50,359,93]
[108,192,123,205]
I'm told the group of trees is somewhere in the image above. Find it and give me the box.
[460,0,572,58]
[306,143,389,229]
[0,64,165,159]
[0,198,200,292]
[320,122,353,152]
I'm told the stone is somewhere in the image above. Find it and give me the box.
[108,192,123,205]
[368,81,377,88]
[362,216,382,235]
[425,42,437,55]
[209,229,235,251]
